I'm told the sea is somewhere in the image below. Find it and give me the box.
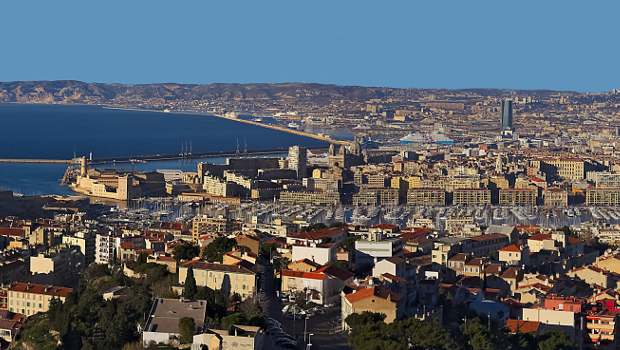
[0,104,327,195]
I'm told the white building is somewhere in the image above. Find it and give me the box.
[291,244,336,266]
[95,232,118,265]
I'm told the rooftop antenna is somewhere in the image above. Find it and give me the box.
[244,138,248,154]
[236,138,240,154]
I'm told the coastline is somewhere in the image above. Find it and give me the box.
[2,102,346,146]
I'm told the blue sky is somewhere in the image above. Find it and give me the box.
[1,1,618,91]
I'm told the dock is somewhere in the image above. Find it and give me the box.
[0,147,328,166]
[0,159,72,164]
[211,113,351,146]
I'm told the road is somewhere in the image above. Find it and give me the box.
[257,257,351,350]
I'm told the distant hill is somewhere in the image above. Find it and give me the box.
[0,80,571,105]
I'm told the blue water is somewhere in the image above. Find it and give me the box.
[0,104,325,195]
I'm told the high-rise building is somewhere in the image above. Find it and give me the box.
[288,145,307,179]
[501,99,513,131]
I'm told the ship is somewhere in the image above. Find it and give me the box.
[430,130,455,145]
[399,130,454,145]
[399,132,427,144]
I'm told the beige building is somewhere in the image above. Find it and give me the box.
[527,234,557,253]
[203,175,239,197]
[29,245,83,275]
[586,188,620,206]
[406,188,445,206]
[279,190,340,205]
[191,325,264,350]
[7,282,72,317]
[61,231,95,263]
[543,188,568,207]
[341,286,403,330]
[498,244,527,266]
[540,158,586,181]
[452,189,491,206]
[353,190,379,207]
[567,266,615,289]
[594,255,620,274]
[192,215,234,241]
[179,261,256,299]
[499,189,537,206]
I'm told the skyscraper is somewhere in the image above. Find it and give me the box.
[501,99,513,131]
[288,145,307,179]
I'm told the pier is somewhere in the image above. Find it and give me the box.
[0,158,72,164]
[0,147,329,166]
[88,148,294,164]
[211,113,351,146]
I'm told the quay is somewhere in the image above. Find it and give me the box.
[0,147,328,166]
[211,113,351,146]
[0,158,71,164]
[88,148,295,164]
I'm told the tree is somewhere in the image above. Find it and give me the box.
[461,318,497,350]
[47,297,66,332]
[344,313,461,350]
[345,312,386,330]
[537,331,576,350]
[203,237,237,262]
[221,312,247,331]
[400,318,460,350]
[178,317,196,344]
[183,266,198,299]
[173,242,200,261]
[507,332,537,350]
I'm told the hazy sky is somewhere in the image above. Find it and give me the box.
[1,1,618,91]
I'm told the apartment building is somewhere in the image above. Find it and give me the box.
[279,190,340,205]
[540,158,586,181]
[543,188,568,207]
[406,188,445,206]
[7,282,72,317]
[61,230,95,263]
[179,261,256,299]
[192,215,234,241]
[95,232,118,265]
[586,188,620,206]
[452,189,491,206]
[499,189,537,206]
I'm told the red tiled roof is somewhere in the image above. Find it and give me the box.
[499,243,521,252]
[9,282,72,298]
[288,227,346,241]
[470,233,509,242]
[0,228,25,238]
[506,319,540,334]
[316,264,353,281]
[528,233,552,241]
[344,286,400,304]
[371,224,399,230]
[182,260,255,274]
[501,267,520,279]
[281,269,327,281]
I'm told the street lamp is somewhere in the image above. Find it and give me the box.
[306,333,314,350]
[303,312,308,343]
